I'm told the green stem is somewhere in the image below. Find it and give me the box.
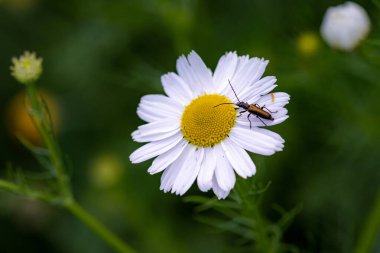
[0,178,136,253]
[26,84,72,202]
[355,190,380,253]
[24,84,136,252]
[65,202,136,253]
[0,179,55,202]
[235,181,268,253]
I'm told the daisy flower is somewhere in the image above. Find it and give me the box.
[130,51,290,199]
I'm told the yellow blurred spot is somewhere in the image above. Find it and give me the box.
[1,0,38,10]
[89,153,124,188]
[6,90,60,145]
[297,32,320,57]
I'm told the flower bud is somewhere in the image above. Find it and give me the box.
[10,51,43,84]
[6,90,60,145]
[320,2,370,51]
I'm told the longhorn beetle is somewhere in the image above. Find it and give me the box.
[214,80,277,128]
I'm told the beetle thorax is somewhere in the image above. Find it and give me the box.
[236,102,250,109]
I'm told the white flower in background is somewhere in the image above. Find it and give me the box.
[320,1,370,51]
[11,51,43,84]
[130,51,290,199]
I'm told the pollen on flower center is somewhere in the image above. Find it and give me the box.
[181,94,236,147]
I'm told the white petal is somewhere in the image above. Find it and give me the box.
[148,139,188,174]
[137,119,179,136]
[160,145,192,192]
[220,55,250,99]
[229,126,284,156]
[197,147,216,192]
[248,59,269,85]
[256,92,290,109]
[254,115,288,126]
[214,145,236,192]
[213,52,238,92]
[253,127,285,142]
[160,164,181,193]
[132,119,180,142]
[240,76,277,103]
[137,95,183,123]
[161,73,193,105]
[171,147,204,195]
[187,51,215,93]
[221,138,256,178]
[212,175,230,199]
[230,58,269,98]
[132,129,179,143]
[129,133,182,163]
[233,55,250,80]
[176,55,203,96]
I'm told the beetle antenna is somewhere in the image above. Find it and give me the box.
[228,80,241,102]
[213,103,235,108]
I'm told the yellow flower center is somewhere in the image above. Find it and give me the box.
[181,94,236,147]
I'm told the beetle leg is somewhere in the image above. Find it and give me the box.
[261,105,278,113]
[257,116,268,126]
[247,113,252,128]
[237,110,247,117]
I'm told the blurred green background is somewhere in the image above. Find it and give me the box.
[1,0,380,252]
